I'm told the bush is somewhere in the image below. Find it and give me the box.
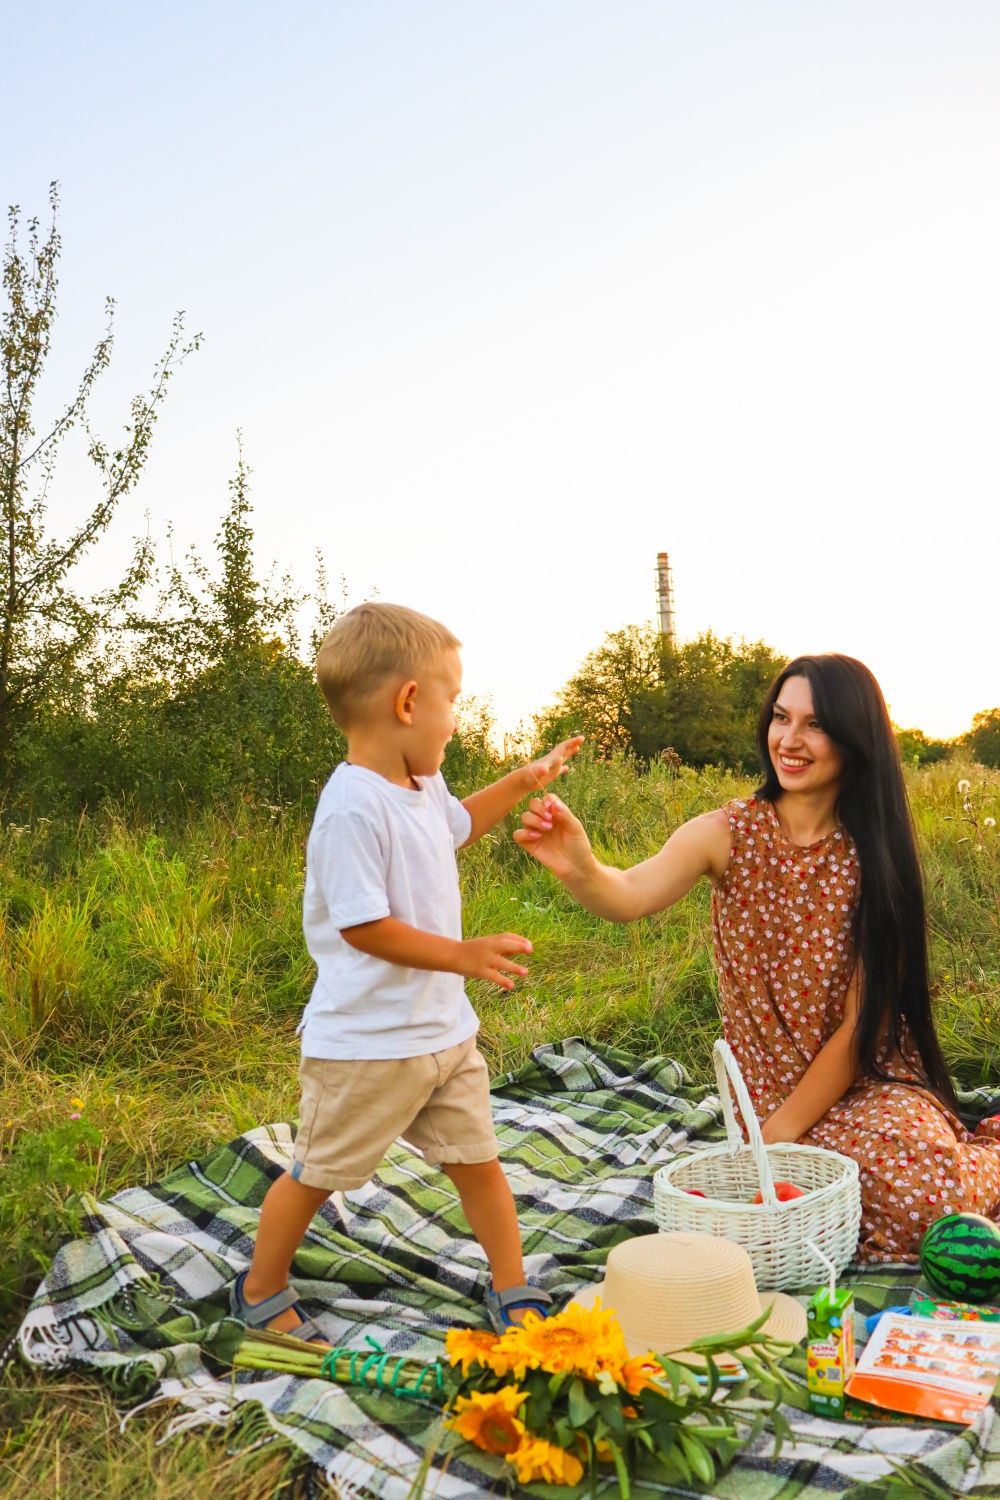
[968,709,1000,769]
[0,1109,101,1327]
[895,727,951,768]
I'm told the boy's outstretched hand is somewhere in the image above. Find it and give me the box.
[458,933,533,991]
[513,794,594,883]
[524,735,584,792]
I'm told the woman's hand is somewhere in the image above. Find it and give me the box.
[760,1112,800,1146]
[513,793,594,883]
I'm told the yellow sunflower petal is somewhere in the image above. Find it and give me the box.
[445,1327,502,1375]
[508,1436,585,1486]
[506,1297,629,1380]
[446,1387,528,1456]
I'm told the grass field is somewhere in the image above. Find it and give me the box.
[1,753,998,1496]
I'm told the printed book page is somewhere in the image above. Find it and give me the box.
[846,1313,1000,1425]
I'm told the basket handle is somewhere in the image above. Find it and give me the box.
[712,1038,778,1208]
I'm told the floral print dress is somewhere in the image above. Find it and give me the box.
[711,796,1000,1261]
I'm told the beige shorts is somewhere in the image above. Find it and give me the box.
[291,1035,499,1191]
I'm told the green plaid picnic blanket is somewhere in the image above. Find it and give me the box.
[17,1039,1000,1498]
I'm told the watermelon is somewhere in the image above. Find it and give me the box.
[919,1213,1000,1303]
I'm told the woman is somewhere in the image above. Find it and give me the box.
[515,654,1000,1261]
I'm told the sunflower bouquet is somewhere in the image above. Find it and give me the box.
[441,1296,795,1493]
[216,1297,795,1496]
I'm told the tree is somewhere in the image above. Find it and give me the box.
[895,726,949,768]
[629,633,785,770]
[628,634,738,765]
[0,184,199,785]
[534,624,663,755]
[95,443,343,808]
[968,709,1000,769]
[133,437,302,683]
[536,623,785,770]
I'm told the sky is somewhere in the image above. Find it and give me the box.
[5,1,1000,739]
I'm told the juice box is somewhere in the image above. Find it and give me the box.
[806,1286,856,1418]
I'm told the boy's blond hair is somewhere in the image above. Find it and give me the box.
[316,602,460,729]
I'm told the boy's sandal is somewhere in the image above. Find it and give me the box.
[484,1282,554,1333]
[230,1269,326,1343]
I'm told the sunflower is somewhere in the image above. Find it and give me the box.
[446,1387,528,1456]
[445,1327,502,1376]
[506,1297,630,1380]
[508,1437,585,1486]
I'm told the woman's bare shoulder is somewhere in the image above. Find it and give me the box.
[685,807,733,883]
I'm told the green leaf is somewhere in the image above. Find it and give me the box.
[553,1415,575,1448]
[642,1391,689,1424]
[649,1418,677,1454]
[664,1438,692,1484]
[596,1391,626,1436]
[606,1439,631,1500]
[679,1429,715,1486]
[568,1378,596,1426]
[524,1386,553,1430]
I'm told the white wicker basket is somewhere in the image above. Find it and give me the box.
[653,1039,862,1290]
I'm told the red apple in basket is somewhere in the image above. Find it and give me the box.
[752,1181,806,1204]
[684,1188,707,1198]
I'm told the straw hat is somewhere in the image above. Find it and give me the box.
[575,1231,807,1370]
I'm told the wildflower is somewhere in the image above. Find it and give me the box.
[69,1112,81,1120]
[958,779,971,795]
[445,1327,502,1376]
[505,1298,629,1381]
[621,1353,665,1395]
[447,1387,528,1455]
[985,817,996,829]
[508,1436,585,1486]
[70,1097,85,1109]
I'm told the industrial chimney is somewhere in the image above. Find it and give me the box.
[655,552,676,645]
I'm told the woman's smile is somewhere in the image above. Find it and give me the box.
[778,754,812,773]
[767,675,843,793]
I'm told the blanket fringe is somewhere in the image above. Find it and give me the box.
[124,1383,367,1497]
[120,1388,234,1441]
[19,1310,102,1367]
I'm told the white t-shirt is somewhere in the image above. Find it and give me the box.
[298,762,478,1059]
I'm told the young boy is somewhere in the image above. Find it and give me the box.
[231,602,582,1337]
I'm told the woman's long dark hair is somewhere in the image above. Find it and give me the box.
[756,654,957,1109]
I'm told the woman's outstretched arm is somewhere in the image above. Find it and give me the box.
[760,967,862,1143]
[513,793,731,921]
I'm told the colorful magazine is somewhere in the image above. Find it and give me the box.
[846,1312,1000,1425]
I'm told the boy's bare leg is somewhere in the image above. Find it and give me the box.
[442,1158,535,1323]
[241,1172,331,1334]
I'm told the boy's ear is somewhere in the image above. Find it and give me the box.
[395,679,418,725]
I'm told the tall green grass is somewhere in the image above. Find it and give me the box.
[1,753,998,1492]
